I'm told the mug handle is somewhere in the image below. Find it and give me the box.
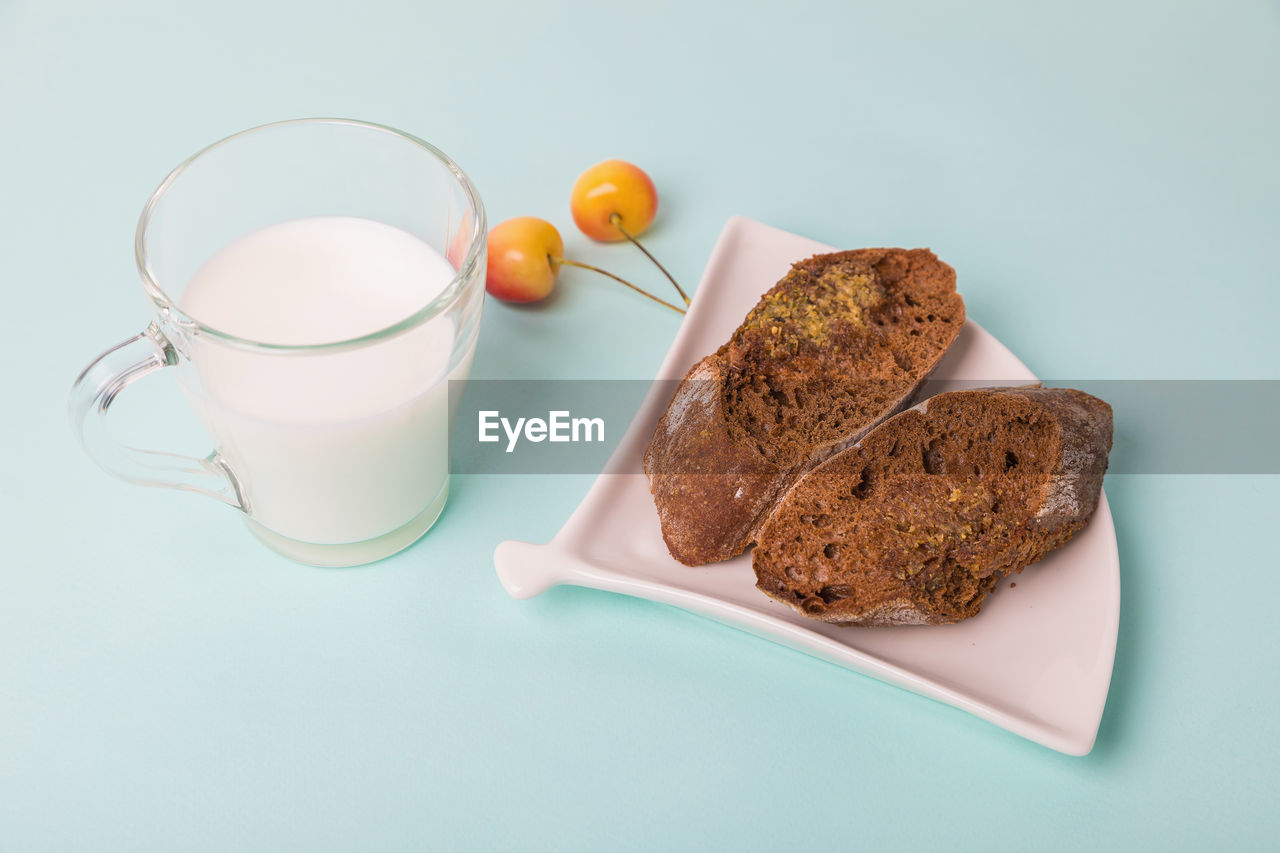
[68,321,245,509]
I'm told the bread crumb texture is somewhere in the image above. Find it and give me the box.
[643,248,964,566]
[723,249,963,468]
[753,388,1113,625]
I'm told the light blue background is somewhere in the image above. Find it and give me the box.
[2,0,1278,849]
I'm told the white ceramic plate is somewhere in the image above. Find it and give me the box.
[494,216,1119,756]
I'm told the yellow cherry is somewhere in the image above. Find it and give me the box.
[570,160,689,306]
[485,216,686,313]
[485,216,565,302]
[571,160,658,242]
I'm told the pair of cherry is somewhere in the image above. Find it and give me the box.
[486,161,688,315]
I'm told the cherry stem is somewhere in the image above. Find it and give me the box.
[555,257,686,315]
[610,213,691,306]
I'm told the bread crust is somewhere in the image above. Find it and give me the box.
[643,356,786,565]
[644,248,964,566]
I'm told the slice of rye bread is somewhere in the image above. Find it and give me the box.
[643,248,964,566]
[752,387,1114,626]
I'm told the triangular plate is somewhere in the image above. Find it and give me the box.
[494,216,1120,755]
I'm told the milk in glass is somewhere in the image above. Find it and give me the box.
[179,216,466,545]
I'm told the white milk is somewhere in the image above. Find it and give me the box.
[179,216,467,546]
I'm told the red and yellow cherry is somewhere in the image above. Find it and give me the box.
[570,160,689,307]
[570,159,658,242]
[485,216,564,303]
[485,216,684,313]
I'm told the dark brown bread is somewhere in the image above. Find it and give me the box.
[752,387,1113,626]
[644,249,965,566]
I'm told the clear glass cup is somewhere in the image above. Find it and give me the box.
[69,118,486,566]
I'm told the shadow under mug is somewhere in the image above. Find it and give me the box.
[69,118,487,567]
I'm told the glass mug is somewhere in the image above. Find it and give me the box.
[69,119,486,566]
